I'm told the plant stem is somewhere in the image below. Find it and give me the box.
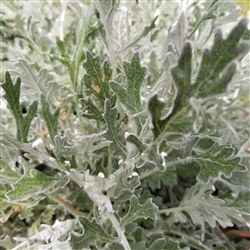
[105,212,131,250]
[167,229,211,250]
[140,158,189,180]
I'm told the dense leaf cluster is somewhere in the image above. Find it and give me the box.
[0,0,249,249]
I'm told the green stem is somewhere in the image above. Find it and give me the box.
[167,229,211,250]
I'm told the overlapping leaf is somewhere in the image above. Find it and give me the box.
[120,195,158,228]
[194,18,249,97]
[70,217,120,249]
[164,239,190,250]
[81,51,116,121]
[113,172,140,199]
[149,18,248,140]
[6,169,56,201]
[193,143,246,182]
[0,159,21,184]
[9,59,61,103]
[148,238,166,250]
[110,52,147,133]
[39,94,60,144]
[103,99,126,156]
[165,183,247,228]
[1,72,38,142]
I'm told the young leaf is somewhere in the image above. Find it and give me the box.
[120,195,158,228]
[125,132,147,153]
[146,170,177,189]
[70,217,120,249]
[1,71,38,142]
[6,169,57,201]
[94,0,119,51]
[81,96,105,122]
[162,11,187,58]
[148,238,166,250]
[113,173,140,199]
[192,143,246,183]
[0,236,15,250]
[103,98,126,157]
[110,52,147,133]
[39,94,60,144]
[164,239,190,250]
[0,159,21,183]
[116,16,159,54]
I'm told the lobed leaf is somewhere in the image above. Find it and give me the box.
[6,169,57,202]
[103,98,126,157]
[0,159,21,184]
[39,94,60,144]
[1,71,38,142]
[81,51,116,121]
[195,18,249,97]
[10,59,61,103]
[110,52,147,133]
[147,238,166,250]
[165,183,247,229]
[70,217,120,249]
[164,239,190,250]
[120,195,158,228]
[193,143,247,182]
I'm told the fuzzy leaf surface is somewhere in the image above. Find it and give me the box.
[82,51,115,104]
[110,52,147,133]
[166,183,247,228]
[0,159,20,183]
[149,42,192,139]
[120,195,158,227]
[193,143,246,182]
[10,59,61,103]
[103,98,126,156]
[164,239,190,250]
[70,217,119,249]
[147,238,166,250]
[81,51,116,121]
[195,18,249,97]
[6,169,58,201]
[39,94,60,144]
[1,71,38,142]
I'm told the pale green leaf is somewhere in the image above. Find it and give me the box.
[147,238,166,250]
[164,239,190,250]
[0,236,15,250]
[6,169,57,201]
[70,217,120,249]
[116,16,158,54]
[162,11,187,57]
[10,59,61,103]
[120,195,158,227]
[94,0,119,49]
[0,159,21,183]
[165,183,247,228]
[113,172,140,199]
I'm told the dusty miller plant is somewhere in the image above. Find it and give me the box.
[0,0,250,249]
